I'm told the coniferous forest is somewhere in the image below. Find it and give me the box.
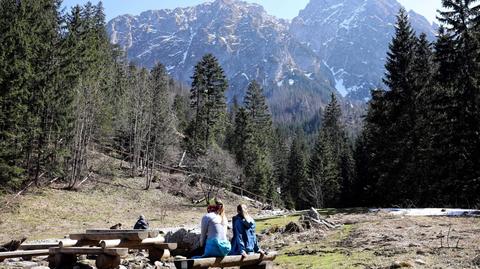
[0,0,479,209]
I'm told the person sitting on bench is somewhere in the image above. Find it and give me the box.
[133,215,149,230]
[230,204,264,258]
[197,198,231,258]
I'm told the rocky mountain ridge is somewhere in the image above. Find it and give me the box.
[107,0,437,120]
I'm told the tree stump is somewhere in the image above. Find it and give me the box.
[95,254,120,269]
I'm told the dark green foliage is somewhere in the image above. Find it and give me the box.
[173,94,190,133]
[308,94,354,208]
[187,54,228,155]
[227,81,276,199]
[358,3,480,207]
[285,131,309,209]
[0,0,71,188]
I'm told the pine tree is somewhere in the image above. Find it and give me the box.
[0,0,68,187]
[357,89,390,206]
[187,54,228,155]
[242,81,275,200]
[231,107,249,166]
[416,0,480,206]
[308,94,352,207]
[244,81,272,135]
[142,63,176,189]
[0,0,32,187]
[369,8,418,205]
[285,131,308,209]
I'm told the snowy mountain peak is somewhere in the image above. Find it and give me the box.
[107,0,436,119]
[291,0,436,100]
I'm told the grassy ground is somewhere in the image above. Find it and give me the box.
[257,213,480,269]
[0,153,259,242]
[256,215,300,233]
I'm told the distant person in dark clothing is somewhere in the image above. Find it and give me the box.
[230,204,264,258]
[133,215,149,229]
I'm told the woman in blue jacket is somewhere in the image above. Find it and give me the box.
[230,204,264,257]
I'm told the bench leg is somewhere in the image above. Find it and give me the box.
[49,253,77,269]
[148,248,170,262]
[240,261,273,269]
[95,254,120,269]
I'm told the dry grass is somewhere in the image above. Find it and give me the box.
[0,151,260,242]
[260,212,480,269]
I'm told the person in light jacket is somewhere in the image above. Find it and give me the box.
[198,198,231,257]
[229,204,264,257]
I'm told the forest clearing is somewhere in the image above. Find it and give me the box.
[0,150,479,269]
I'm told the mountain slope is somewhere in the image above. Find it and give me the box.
[106,0,437,120]
[290,0,437,100]
[107,0,335,122]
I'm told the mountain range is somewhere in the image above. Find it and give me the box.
[107,0,437,122]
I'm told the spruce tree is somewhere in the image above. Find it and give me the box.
[0,0,31,187]
[374,8,418,205]
[308,94,352,207]
[417,0,480,206]
[285,131,308,209]
[187,54,228,155]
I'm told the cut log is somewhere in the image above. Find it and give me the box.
[58,239,99,248]
[49,247,128,257]
[85,229,159,238]
[99,239,121,249]
[173,252,277,269]
[0,249,50,262]
[19,243,58,250]
[99,238,173,249]
[69,231,149,241]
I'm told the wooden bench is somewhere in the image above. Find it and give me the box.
[48,247,128,269]
[174,252,277,269]
[0,249,50,262]
[67,230,176,262]
[85,229,160,238]
[99,238,176,262]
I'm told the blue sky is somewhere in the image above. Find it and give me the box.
[61,0,442,23]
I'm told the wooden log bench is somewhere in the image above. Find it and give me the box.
[173,252,277,269]
[67,230,176,262]
[99,237,176,262]
[0,249,50,262]
[69,231,151,241]
[19,243,59,250]
[85,229,160,238]
[48,247,128,269]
